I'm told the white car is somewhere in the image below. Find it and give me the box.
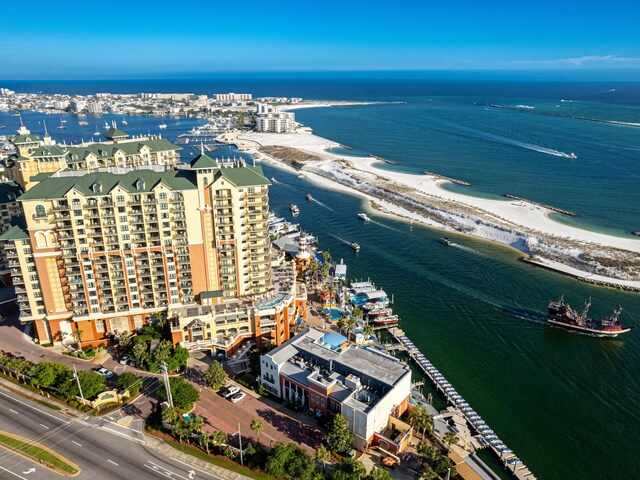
[94,367,113,378]
[230,392,246,403]
[224,386,241,398]
[119,355,130,365]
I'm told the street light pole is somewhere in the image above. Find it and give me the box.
[160,361,173,408]
[238,421,243,466]
[73,364,84,404]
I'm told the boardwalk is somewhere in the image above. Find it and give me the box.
[390,329,537,480]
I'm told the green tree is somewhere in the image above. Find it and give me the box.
[443,431,459,451]
[315,444,330,470]
[156,377,200,410]
[172,417,190,443]
[250,418,264,445]
[188,415,205,441]
[433,456,456,478]
[366,466,393,480]
[30,362,69,389]
[326,414,354,454]
[265,442,317,480]
[161,406,180,425]
[417,440,439,467]
[352,307,363,321]
[330,457,366,480]
[408,405,433,438]
[60,370,106,400]
[336,318,346,335]
[72,327,83,347]
[132,342,149,368]
[321,251,331,263]
[199,431,213,454]
[211,430,228,451]
[346,317,356,338]
[421,466,439,480]
[363,324,374,337]
[203,361,227,390]
[165,346,189,372]
[116,372,142,396]
[152,340,173,365]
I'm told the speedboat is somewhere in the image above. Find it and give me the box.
[440,237,453,246]
[358,213,371,222]
[290,204,299,215]
[306,194,313,201]
[159,124,167,129]
[350,241,360,252]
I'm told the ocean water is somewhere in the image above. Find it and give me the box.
[2,77,640,479]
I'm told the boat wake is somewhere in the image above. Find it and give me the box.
[329,233,355,247]
[496,306,548,325]
[434,119,577,158]
[310,197,334,212]
[450,242,489,258]
[368,218,404,234]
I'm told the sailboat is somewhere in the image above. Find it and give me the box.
[93,125,100,136]
[57,117,67,130]
[103,120,110,129]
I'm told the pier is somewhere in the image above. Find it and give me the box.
[504,194,576,217]
[423,171,471,186]
[385,327,537,480]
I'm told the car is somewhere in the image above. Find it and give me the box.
[381,457,397,469]
[229,392,246,403]
[119,355,130,365]
[93,367,113,378]
[224,386,241,398]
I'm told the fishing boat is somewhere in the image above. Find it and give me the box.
[358,213,371,222]
[547,296,631,337]
[439,237,452,246]
[290,204,299,215]
[306,194,314,201]
[159,123,168,129]
[349,241,360,252]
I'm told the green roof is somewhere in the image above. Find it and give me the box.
[200,290,223,299]
[19,169,198,201]
[31,145,68,158]
[190,153,218,169]
[143,138,182,152]
[63,138,181,164]
[11,134,40,144]
[30,172,55,182]
[103,128,129,139]
[215,165,270,187]
[0,225,29,241]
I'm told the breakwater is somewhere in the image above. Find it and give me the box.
[488,104,640,128]
[423,171,471,186]
[369,154,397,165]
[503,194,576,216]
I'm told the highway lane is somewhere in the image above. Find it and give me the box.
[0,387,226,480]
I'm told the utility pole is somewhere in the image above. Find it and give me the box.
[238,421,244,466]
[160,362,173,408]
[73,364,84,404]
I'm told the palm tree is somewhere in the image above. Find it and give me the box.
[188,415,205,443]
[173,418,190,443]
[315,444,330,470]
[352,306,363,321]
[72,327,83,348]
[346,317,356,339]
[443,431,459,451]
[199,432,213,454]
[408,405,433,438]
[321,251,331,263]
[161,406,180,425]
[250,418,264,445]
[336,318,346,335]
[211,429,228,450]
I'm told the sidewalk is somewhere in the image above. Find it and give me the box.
[143,434,253,480]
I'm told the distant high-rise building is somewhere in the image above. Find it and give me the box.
[255,103,296,133]
[214,93,252,101]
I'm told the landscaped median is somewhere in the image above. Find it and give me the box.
[0,429,80,476]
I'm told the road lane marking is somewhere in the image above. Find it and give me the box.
[156,456,227,480]
[146,461,188,480]
[0,390,69,424]
[9,409,17,414]
[71,440,82,447]
[99,426,145,443]
[39,424,49,430]
[0,466,28,480]
[107,459,119,466]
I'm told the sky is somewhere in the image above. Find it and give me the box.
[1,0,639,80]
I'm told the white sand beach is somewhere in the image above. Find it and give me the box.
[230,129,640,289]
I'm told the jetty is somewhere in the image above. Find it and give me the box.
[503,194,575,217]
[423,171,471,186]
[386,327,537,480]
[369,154,397,165]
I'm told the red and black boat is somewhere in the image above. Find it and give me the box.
[547,296,631,337]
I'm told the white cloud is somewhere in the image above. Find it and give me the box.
[500,55,640,68]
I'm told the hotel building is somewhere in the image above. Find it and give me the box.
[260,328,413,453]
[214,93,252,101]
[255,103,296,133]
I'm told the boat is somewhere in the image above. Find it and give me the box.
[93,125,100,136]
[547,296,632,337]
[103,120,110,129]
[57,118,67,130]
[439,237,452,246]
[368,308,393,318]
[290,204,299,215]
[350,241,360,252]
[567,152,577,159]
[306,194,313,201]
[358,213,371,222]
[121,116,128,126]
[78,121,89,126]
[298,173,306,179]
[159,123,168,129]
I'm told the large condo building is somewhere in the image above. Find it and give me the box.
[255,103,296,133]
[1,139,277,348]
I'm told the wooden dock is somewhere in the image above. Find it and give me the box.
[387,330,537,480]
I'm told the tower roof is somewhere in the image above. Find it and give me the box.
[190,153,218,169]
[103,127,129,140]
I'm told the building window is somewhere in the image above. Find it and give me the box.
[159,193,167,200]
[34,205,46,218]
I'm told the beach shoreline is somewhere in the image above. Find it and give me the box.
[221,128,640,291]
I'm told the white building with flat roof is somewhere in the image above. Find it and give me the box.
[255,103,296,133]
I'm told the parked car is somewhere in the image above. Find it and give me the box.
[229,392,246,404]
[381,457,397,469]
[119,355,130,365]
[93,367,113,378]
[224,386,241,398]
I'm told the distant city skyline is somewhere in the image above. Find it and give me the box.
[1,0,639,80]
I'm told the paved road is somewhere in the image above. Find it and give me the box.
[0,387,226,480]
